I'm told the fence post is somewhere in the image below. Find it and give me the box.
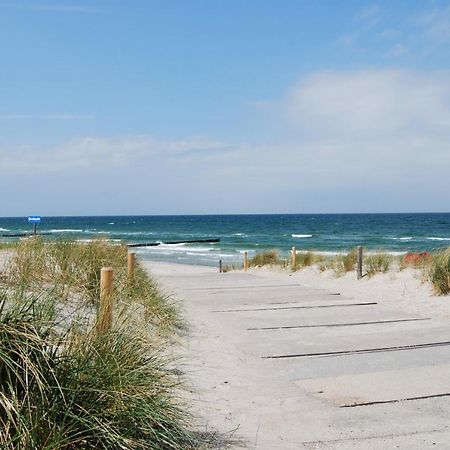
[291,246,296,270]
[96,267,114,333]
[357,246,363,280]
[243,251,248,271]
[127,252,135,283]
[219,259,222,273]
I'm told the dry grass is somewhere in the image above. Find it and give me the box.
[248,250,285,268]
[364,253,392,276]
[428,249,450,295]
[0,238,208,449]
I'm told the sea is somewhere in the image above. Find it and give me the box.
[1,214,450,267]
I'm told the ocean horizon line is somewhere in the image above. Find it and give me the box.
[1,211,450,219]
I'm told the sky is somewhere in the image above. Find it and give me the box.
[1,0,450,216]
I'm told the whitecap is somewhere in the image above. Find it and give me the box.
[427,237,450,241]
[85,230,111,235]
[157,242,187,248]
[0,228,9,231]
[292,234,313,238]
[50,229,83,233]
[390,237,413,241]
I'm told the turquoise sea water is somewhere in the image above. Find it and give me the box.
[1,214,450,266]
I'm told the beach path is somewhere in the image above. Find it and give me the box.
[143,261,450,449]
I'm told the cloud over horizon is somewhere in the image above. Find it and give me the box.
[2,67,450,214]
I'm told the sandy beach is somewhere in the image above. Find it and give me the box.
[143,260,450,449]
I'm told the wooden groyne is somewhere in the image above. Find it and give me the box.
[127,238,220,248]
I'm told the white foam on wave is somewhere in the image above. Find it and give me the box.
[390,237,413,241]
[111,231,155,236]
[50,229,83,233]
[108,222,114,225]
[85,230,111,235]
[0,228,9,232]
[292,234,313,238]
[233,233,247,236]
[427,237,450,241]
[157,242,186,248]
[141,244,215,253]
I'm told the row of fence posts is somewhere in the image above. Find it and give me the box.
[221,245,365,279]
[99,247,364,330]
[95,252,136,334]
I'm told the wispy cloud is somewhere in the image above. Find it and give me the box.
[0,2,108,14]
[0,113,94,120]
[415,4,450,44]
[385,43,409,58]
[2,69,450,213]
[355,4,380,22]
[338,3,450,60]
[0,136,235,174]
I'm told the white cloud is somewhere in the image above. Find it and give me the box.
[286,69,450,135]
[3,69,450,213]
[251,68,449,198]
[0,136,233,174]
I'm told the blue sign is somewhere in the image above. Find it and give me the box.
[28,216,41,223]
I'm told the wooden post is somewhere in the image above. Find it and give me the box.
[357,246,363,280]
[96,267,114,333]
[219,259,222,273]
[291,246,296,270]
[243,251,248,271]
[127,252,135,282]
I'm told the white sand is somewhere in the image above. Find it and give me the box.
[143,260,450,449]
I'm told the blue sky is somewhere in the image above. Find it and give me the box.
[1,0,450,215]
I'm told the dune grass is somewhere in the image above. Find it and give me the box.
[236,245,450,296]
[0,238,203,449]
[428,249,450,295]
[248,249,285,268]
[5,238,179,332]
[316,249,357,275]
[292,252,315,270]
[364,253,392,277]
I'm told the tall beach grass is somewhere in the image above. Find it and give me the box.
[0,238,204,449]
[428,249,450,295]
